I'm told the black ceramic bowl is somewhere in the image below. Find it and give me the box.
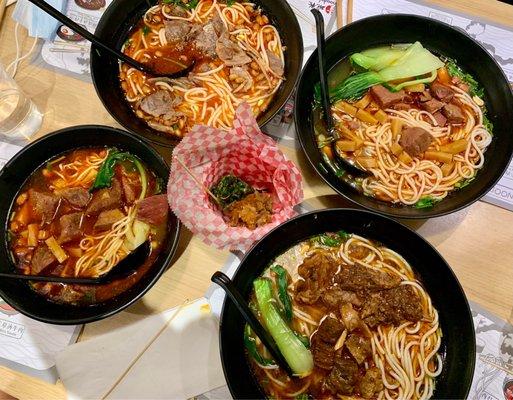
[219,209,475,399]
[0,125,180,324]
[295,14,513,219]
[91,0,303,147]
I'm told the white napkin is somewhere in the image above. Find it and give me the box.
[56,298,226,400]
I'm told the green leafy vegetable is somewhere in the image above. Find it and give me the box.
[271,265,293,322]
[142,25,150,35]
[293,332,310,349]
[254,278,314,376]
[413,196,441,209]
[90,149,147,200]
[313,230,351,247]
[294,394,310,400]
[321,153,346,178]
[226,0,236,5]
[454,177,475,189]
[244,324,275,366]
[446,60,484,98]
[162,0,198,10]
[482,113,494,134]
[324,42,443,102]
[210,175,254,208]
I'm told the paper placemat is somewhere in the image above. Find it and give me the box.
[0,298,80,383]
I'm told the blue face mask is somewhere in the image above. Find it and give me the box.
[13,0,67,41]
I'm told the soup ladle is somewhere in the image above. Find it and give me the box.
[0,241,150,285]
[311,9,367,174]
[211,271,294,376]
[27,0,194,78]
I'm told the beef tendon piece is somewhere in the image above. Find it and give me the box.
[324,352,359,395]
[360,367,384,399]
[295,253,339,304]
[316,316,344,344]
[311,335,335,370]
[361,285,424,328]
[339,303,363,332]
[399,127,434,157]
[335,262,401,292]
[345,333,372,364]
[224,192,272,230]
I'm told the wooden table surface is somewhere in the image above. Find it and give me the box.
[1,0,513,398]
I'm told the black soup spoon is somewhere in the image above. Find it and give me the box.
[211,271,294,376]
[311,9,367,174]
[27,0,194,78]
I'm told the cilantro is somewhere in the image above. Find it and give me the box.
[446,60,484,98]
[295,395,310,400]
[226,0,236,5]
[142,25,150,35]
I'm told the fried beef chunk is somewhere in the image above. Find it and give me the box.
[335,262,401,292]
[295,253,339,304]
[361,285,423,327]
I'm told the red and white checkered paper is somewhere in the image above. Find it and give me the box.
[167,102,303,251]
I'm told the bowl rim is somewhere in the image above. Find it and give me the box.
[294,13,513,219]
[90,0,304,148]
[218,207,476,399]
[0,124,181,325]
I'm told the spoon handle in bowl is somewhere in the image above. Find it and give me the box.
[26,0,150,73]
[0,272,100,284]
[211,271,294,376]
[311,8,334,132]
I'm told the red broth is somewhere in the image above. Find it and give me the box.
[7,147,168,305]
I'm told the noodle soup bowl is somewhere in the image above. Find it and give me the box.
[91,0,303,147]
[0,125,180,324]
[295,14,513,219]
[219,209,475,399]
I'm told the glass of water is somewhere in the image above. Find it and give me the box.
[0,62,43,145]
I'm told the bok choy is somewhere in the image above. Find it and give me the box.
[91,149,147,200]
[327,42,444,102]
[254,278,313,376]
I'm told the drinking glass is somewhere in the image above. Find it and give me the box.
[0,62,43,145]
